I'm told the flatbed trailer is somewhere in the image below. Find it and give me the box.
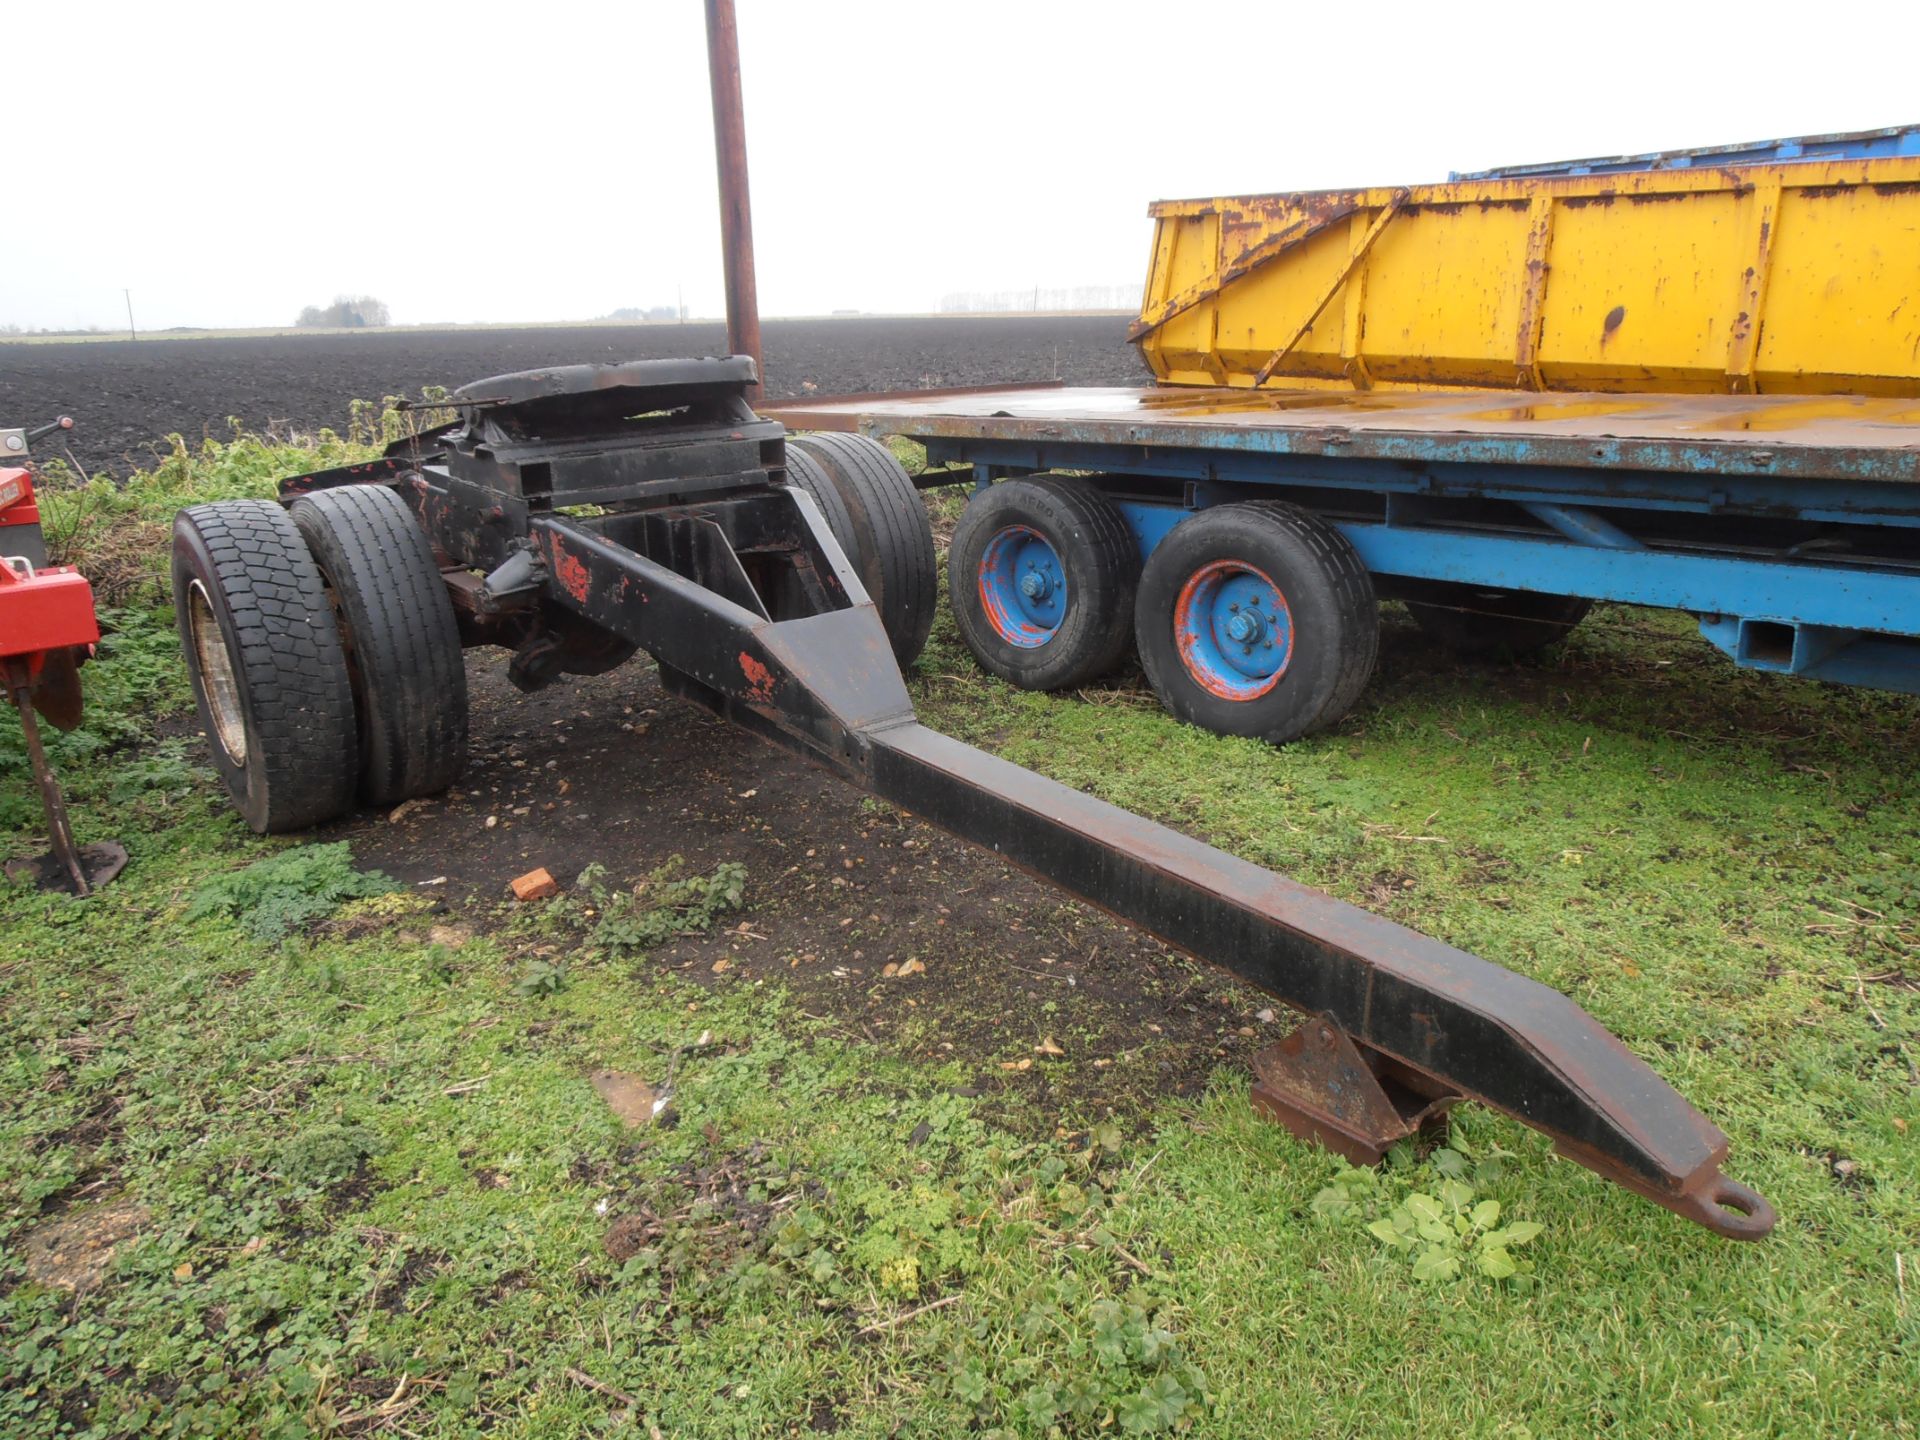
[766,130,1920,745]
[764,381,1920,699]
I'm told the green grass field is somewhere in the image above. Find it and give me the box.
[1,429,1914,1438]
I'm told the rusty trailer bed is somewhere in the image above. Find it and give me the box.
[763,384,1920,490]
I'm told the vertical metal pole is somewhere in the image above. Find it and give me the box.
[123,289,136,342]
[704,0,763,400]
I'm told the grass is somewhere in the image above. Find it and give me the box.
[1,425,1915,1438]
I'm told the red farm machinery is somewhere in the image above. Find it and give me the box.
[1,416,125,895]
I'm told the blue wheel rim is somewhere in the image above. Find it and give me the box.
[1173,560,1292,700]
[977,524,1067,649]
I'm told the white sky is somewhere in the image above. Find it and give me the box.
[7,0,1917,331]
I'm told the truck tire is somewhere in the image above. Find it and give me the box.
[172,500,358,833]
[1403,584,1592,655]
[289,484,468,805]
[948,476,1140,692]
[785,433,937,667]
[1135,502,1376,743]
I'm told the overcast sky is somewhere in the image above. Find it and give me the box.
[7,1,1917,331]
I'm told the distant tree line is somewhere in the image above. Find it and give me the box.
[940,285,1139,314]
[1,322,117,336]
[604,305,684,322]
[296,295,391,328]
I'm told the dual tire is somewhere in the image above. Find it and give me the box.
[948,481,1379,744]
[172,485,467,834]
[947,477,1140,692]
[1135,502,1378,743]
[785,433,938,668]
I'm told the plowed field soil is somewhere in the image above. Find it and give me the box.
[1,315,1149,473]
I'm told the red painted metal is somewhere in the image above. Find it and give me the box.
[1173,559,1291,700]
[0,565,105,895]
[1,427,124,896]
[0,466,42,528]
[0,562,100,660]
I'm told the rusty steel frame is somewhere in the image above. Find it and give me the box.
[537,484,1774,1240]
[278,355,1775,1240]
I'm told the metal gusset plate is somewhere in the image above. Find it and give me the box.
[1248,1017,1459,1166]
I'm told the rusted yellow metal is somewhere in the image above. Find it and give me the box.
[1131,159,1920,396]
[1252,192,1406,385]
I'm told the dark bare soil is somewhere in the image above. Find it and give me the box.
[336,651,1273,1130]
[1,316,1149,474]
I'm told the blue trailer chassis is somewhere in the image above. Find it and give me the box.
[762,386,1920,696]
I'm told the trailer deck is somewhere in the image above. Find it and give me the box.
[763,384,1920,489]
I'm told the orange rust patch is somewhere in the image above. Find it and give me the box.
[553,545,592,605]
[739,652,777,703]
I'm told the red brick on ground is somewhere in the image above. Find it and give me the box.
[511,867,558,901]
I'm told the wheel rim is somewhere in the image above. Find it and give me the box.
[1172,560,1293,700]
[187,579,248,765]
[977,525,1067,649]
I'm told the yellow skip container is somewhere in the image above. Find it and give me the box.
[1131,157,1920,397]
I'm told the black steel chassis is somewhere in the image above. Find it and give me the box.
[280,357,1774,1240]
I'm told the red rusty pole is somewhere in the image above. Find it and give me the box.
[704,0,764,400]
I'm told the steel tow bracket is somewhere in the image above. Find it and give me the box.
[531,504,1775,1241]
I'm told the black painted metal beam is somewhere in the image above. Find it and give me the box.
[519,502,1773,1240]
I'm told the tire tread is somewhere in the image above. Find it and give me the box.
[1134,500,1377,743]
[787,433,938,666]
[172,500,357,831]
[290,485,467,805]
[947,475,1141,691]
[1242,500,1377,733]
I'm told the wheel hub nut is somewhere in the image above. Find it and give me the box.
[1225,610,1263,644]
[1020,569,1054,601]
